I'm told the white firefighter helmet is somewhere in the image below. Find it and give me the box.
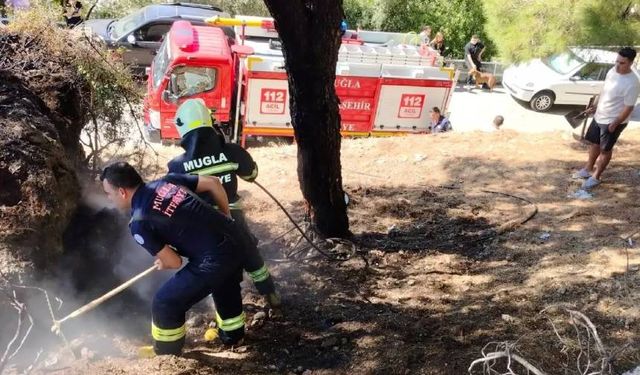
[174,98,213,138]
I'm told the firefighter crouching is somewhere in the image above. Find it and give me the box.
[101,162,246,355]
[168,99,281,308]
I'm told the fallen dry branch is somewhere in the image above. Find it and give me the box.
[470,307,628,375]
[0,271,75,373]
[468,341,547,375]
[0,273,36,373]
[540,306,622,375]
[480,189,538,234]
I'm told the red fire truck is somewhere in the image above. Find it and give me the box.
[143,18,456,146]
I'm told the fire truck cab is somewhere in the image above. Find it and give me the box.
[144,17,456,145]
[144,20,240,141]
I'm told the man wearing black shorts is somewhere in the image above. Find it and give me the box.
[573,47,640,189]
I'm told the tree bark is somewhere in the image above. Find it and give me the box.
[262,0,350,237]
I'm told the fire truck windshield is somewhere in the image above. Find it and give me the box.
[169,67,217,98]
[152,41,170,88]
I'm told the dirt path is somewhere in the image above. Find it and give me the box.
[447,86,640,133]
[32,127,640,374]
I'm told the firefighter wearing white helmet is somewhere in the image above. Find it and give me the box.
[174,98,214,138]
[169,98,281,308]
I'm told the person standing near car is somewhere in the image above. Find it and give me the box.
[464,35,484,85]
[573,47,640,190]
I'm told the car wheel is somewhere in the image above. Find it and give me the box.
[529,91,555,112]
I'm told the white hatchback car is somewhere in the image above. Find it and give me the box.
[502,48,619,112]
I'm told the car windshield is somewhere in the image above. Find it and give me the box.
[111,8,147,40]
[542,52,585,75]
[110,5,219,40]
[152,40,170,88]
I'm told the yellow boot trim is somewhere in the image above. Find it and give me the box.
[215,312,245,332]
[151,322,186,342]
[248,265,270,283]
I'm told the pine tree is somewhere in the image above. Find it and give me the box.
[483,0,640,62]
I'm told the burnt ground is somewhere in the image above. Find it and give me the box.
[5,129,640,374]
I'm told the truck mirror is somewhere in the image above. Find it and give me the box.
[126,34,136,45]
[570,75,580,81]
[170,73,178,95]
[162,90,177,104]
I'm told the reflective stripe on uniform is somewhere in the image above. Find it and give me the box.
[213,201,242,211]
[239,166,258,182]
[151,322,186,342]
[191,162,239,176]
[215,312,245,332]
[248,264,270,282]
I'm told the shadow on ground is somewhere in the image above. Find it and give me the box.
[19,135,640,375]
[234,148,640,374]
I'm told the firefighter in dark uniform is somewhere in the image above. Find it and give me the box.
[168,99,281,308]
[101,162,246,355]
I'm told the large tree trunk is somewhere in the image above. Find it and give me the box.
[0,31,88,276]
[262,0,350,238]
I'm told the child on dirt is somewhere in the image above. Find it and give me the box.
[483,115,504,132]
[493,115,504,130]
[429,107,452,133]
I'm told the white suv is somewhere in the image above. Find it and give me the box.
[502,48,618,112]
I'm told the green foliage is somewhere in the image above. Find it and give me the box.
[579,1,640,46]
[92,0,162,19]
[343,0,375,29]
[483,0,640,62]
[8,4,142,170]
[344,0,494,59]
[206,0,269,16]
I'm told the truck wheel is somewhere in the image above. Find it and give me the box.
[529,91,555,112]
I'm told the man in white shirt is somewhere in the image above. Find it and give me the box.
[573,47,640,189]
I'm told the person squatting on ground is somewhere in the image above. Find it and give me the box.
[429,107,452,133]
[168,99,280,308]
[101,162,247,355]
[573,47,640,190]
